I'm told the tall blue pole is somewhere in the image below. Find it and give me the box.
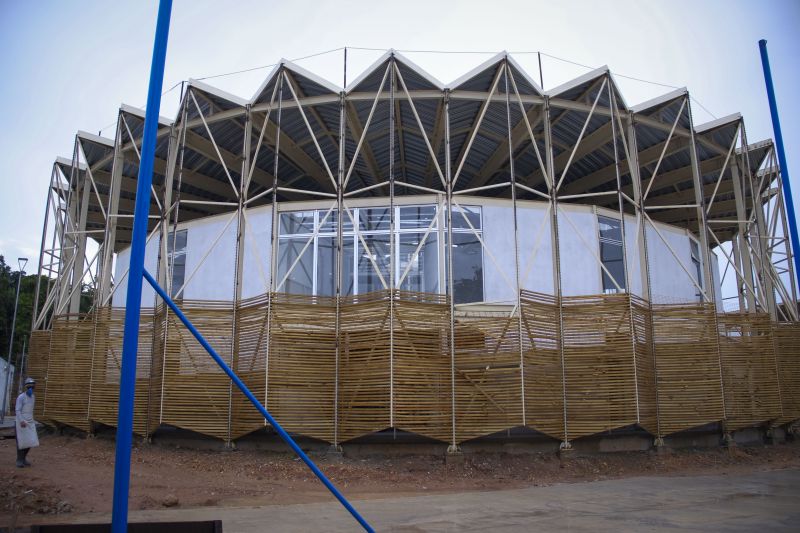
[759,39,800,297]
[112,1,172,532]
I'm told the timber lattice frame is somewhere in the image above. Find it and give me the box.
[28,53,800,448]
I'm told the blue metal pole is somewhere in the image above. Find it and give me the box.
[112,1,173,532]
[759,39,800,296]
[142,270,375,532]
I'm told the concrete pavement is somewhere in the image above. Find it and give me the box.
[34,468,800,532]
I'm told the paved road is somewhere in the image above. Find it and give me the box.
[41,468,800,532]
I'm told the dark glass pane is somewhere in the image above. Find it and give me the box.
[450,206,481,230]
[598,216,622,242]
[277,237,313,295]
[280,211,314,235]
[167,229,187,298]
[357,234,391,293]
[399,232,439,293]
[316,236,336,297]
[400,205,437,230]
[359,208,391,232]
[600,241,623,262]
[318,209,354,234]
[450,233,483,303]
[600,241,626,291]
[342,238,355,296]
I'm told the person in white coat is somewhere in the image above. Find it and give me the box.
[15,377,39,468]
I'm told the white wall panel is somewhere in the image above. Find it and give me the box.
[241,206,272,299]
[182,212,237,301]
[112,235,160,307]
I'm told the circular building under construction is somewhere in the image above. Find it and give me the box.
[26,52,800,450]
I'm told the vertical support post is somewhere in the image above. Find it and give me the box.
[686,96,715,304]
[388,53,396,430]
[32,167,57,329]
[334,87,346,449]
[608,81,640,424]
[759,39,800,294]
[69,145,92,315]
[444,90,458,453]
[731,164,757,312]
[265,69,285,418]
[544,96,569,448]
[742,124,777,319]
[629,114,661,441]
[98,119,126,306]
[227,105,251,446]
[111,1,172,531]
[56,140,80,315]
[504,59,526,427]
[687,96,726,427]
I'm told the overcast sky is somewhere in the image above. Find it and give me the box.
[1,0,798,303]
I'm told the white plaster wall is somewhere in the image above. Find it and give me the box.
[112,234,160,307]
[646,222,699,303]
[481,205,518,303]
[182,211,237,301]
[517,205,554,294]
[623,214,644,298]
[712,250,723,306]
[557,206,602,296]
[240,206,272,299]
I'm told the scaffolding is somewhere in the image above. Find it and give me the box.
[28,52,800,451]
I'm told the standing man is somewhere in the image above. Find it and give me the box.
[15,377,38,468]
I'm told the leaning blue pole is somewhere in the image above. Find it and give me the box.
[759,39,800,294]
[112,1,172,532]
[142,269,375,532]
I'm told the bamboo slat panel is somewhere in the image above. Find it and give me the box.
[520,290,563,440]
[88,308,155,436]
[229,293,269,439]
[160,301,233,440]
[561,293,638,439]
[454,308,522,443]
[393,291,451,442]
[338,291,392,441]
[44,315,94,430]
[27,330,51,422]
[265,293,336,442]
[631,296,657,436]
[773,322,800,425]
[651,303,724,436]
[717,313,781,431]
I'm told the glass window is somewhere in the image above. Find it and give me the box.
[598,216,626,293]
[399,232,439,293]
[316,236,337,297]
[280,211,314,235]
[450,206,481,230]
[277,237,314,295]
[359,208,391,232]
[357,234,391,293]
[400,205,437,230]
[450,232,483,304]
[167,229,187,298]
[273,203,483,301]
[317,209,353,234]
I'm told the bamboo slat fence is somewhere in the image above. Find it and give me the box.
[24,290,800,445]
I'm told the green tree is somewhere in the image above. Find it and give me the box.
[0,254,94,374]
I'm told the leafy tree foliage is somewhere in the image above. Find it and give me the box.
[0,255,94,368]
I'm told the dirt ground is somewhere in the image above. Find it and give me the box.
[1,430,799,526]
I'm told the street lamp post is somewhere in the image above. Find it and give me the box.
[1,257,28,423]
